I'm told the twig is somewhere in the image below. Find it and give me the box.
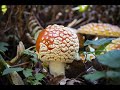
[75,71,86,79]
[27,45,36,50]
[67,19,77,27]
[10,62,30,68]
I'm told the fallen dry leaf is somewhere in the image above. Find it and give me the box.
[59,78,84,85]
[10,72,24,85]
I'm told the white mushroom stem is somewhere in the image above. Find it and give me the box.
[49,61,65,77]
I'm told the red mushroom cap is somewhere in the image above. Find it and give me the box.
[36,24,79,63]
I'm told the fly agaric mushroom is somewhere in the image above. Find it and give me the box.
[77,23,120,49]
[105,38,120,52]
[36,24,80,77]
[77,23,120,37]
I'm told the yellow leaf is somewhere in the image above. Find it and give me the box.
[79,5,89,12]
[1,5,7,14]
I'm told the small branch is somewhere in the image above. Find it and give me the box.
[67,19,77,27]
[75,71,86,79]
[10,62,30,68]
[27,45,36,50]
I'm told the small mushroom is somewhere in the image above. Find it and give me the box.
[105,38,120,52]
[77,23,120,37]
[36,24,80,77]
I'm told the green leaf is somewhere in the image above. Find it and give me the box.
[23,49,38,63]
[31,57,38,63]
[2,67,24,75]
[33,80,42,85]
[106,71,120,78]
[23,49,34,56]
[0,55,7,75]
[0,42,9,52]
[97,50,120,68]
[84,38,114,46]
[26,77,35,85]
[23,69,33,78]
[0,54,3,60]
[95,43,110,55]
[83,71,106,81]
[35,73,45,81]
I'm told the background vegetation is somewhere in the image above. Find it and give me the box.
[0,5,120,85]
